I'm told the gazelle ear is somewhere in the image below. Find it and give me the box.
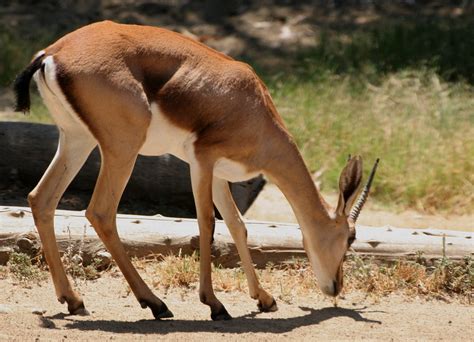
[336,156,363,217]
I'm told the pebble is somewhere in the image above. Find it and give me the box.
[71,254,83,265]
[95,250,112,270]
[31,308,47,315]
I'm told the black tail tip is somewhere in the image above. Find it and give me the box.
[13,54,45,114]
[13,98,30,114]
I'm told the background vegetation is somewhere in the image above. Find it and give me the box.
[260,19,474,214]
[1,1,472,214]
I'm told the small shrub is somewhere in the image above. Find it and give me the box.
[151,251,200,289]
[7,252,44,282]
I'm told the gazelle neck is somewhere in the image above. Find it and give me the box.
[264,140,332,231]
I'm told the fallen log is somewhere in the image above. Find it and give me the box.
[0,206,472,268]
[0,121,265,217]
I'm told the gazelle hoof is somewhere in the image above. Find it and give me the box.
[140,300,174,320]
[211,306,232,321]
[258,298,278,312]
[68,301,90,316]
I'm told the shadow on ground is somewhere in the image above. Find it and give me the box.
[43,306,383,335]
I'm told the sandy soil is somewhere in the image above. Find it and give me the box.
[0,271,472,341]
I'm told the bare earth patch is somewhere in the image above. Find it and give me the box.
[0,269,472,341]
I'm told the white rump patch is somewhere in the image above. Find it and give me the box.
[34,55,94,137]
[34,50,46,59]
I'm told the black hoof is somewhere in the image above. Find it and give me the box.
[211,306,232,321]
[68,301,90,316]
[258,298,278,313]
[140,300,174,320]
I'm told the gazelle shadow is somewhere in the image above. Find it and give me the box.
[58,306,383,335]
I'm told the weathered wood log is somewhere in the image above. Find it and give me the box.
[0,206,472,268]
[0,122,265,217]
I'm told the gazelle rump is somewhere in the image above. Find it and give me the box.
[13,21,378,321]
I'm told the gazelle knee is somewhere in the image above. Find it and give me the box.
[85,207,116,239]
[28,191,54,224]
[228,223,248,240]
[27,190,39,210]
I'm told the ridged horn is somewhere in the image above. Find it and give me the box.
[349,158,380,222]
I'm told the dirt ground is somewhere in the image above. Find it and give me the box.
[0,172,472,341]
[0,270,472,341]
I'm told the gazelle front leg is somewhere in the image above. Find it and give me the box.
[85,147,172,319]
[212,178,277,312]
[189,160,232,320]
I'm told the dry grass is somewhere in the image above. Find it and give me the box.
[132,251,473,303]
[1,251,471,302]
[344,254,473,301]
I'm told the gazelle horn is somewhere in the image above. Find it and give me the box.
[349,158,380,222]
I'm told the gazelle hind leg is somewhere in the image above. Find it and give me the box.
[28,130,96,314]
[85,146,172,319]
[212,177,277,312]
[189,161,231,320]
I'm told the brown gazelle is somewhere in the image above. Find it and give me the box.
[14,21,378,321]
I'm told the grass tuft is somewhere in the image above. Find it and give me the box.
[6,252,45,283]
[149,251,200,289]
[344,254,473,300]
[135,253,473,302]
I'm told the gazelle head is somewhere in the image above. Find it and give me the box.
[304,156,379,297]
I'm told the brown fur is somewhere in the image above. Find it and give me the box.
[25,21,365,320]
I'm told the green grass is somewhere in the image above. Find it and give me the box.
[265,69,473,214]
[255,19,474,214]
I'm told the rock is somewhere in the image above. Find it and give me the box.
[16,237,34,253]
[0,247,13,265]
[94,251,112,270]
[71,254,83,265]
[31,308,46,315]
[8,210,25,218]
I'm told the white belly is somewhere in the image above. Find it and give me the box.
[213,158,260,182]
[139,102,192,160]
[139,103,260,182]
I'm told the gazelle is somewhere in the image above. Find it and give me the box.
[14,21,378,321]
